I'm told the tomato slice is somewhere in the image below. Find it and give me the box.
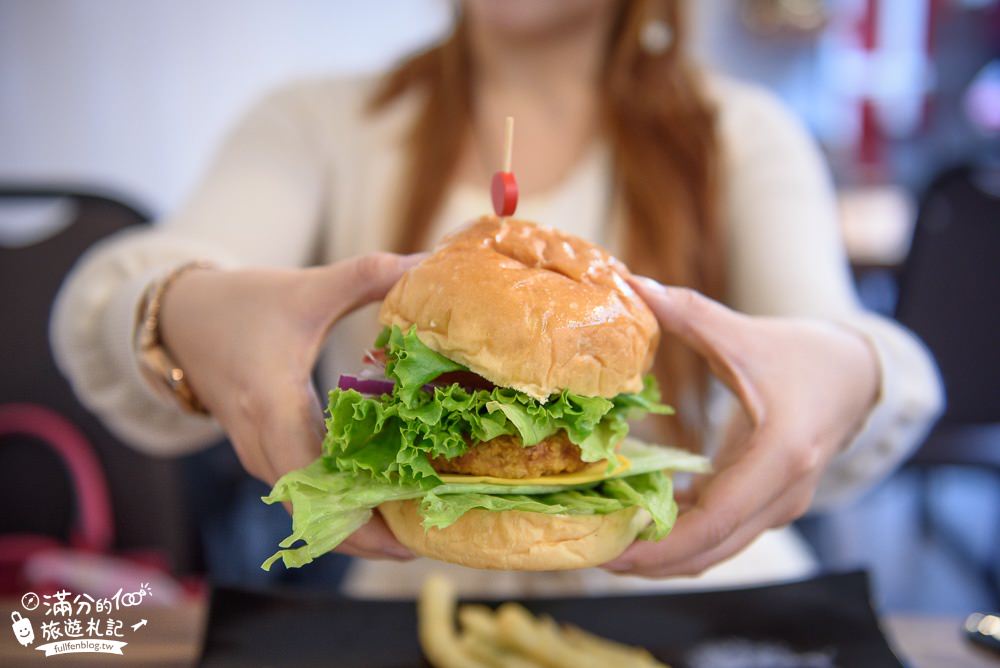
[432,370,496,392]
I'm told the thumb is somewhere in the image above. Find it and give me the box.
[316,252,428,321]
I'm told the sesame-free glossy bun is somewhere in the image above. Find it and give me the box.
[378,216,659,400]
[379,500,650,570]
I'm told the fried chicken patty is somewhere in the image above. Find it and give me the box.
[429,431,592,479]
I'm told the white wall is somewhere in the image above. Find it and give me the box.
[0,0,450,214]
[0,1,821,218]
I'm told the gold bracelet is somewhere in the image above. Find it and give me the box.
[134,260,217,415]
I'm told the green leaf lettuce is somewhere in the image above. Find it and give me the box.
[262,439,709,570]
[323,326,674,484]
[260,326,705,571]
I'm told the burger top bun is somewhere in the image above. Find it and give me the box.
[378,216,659,400]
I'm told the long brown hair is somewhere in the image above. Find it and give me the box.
[369,0,722,449]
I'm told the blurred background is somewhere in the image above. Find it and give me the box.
[1,0,998,618]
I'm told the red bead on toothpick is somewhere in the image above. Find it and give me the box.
[491,116,518,218]
[491,172,517,217]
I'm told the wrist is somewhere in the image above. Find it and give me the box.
[157,265,220,359]
[834,322,882,445]
[134,261,218,414]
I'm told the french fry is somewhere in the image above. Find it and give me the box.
[495,602,599,668]
[458,633,542,668]
[458,605,544,668]
[495,603,668,668]
[419,576,668,668]
[459,605,502,641]
[418,575,490,668]
[561,624,667,668]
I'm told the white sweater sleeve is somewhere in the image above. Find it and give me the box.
[51,82,330,457]
[716,79,944,509]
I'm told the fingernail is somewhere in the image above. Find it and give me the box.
[399,253,429,269]
[630,275,666,293]
[388,546,415,560]
[601,558,633,572]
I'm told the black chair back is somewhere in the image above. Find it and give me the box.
[895,166,1000,426]
[0,187,193,570]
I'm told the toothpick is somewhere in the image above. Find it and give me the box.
[491,116,518,221]
[503,116,514,173]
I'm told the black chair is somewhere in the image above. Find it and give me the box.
[0,186,195,572]
[895,164,1000,603]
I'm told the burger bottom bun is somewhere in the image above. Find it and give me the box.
[379,500,650,571]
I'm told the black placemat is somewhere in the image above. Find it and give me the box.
[199,570,902,667]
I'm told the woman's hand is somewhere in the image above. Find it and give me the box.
[603,278,880,578]
[159,253,422,561]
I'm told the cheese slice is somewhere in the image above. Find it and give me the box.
[436,454,631,487]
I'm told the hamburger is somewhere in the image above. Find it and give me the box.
[262,217,710,571]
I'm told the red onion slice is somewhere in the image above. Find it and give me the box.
[337,375,395,396]
[338,370,496,397]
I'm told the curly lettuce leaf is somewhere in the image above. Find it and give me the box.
[324,326,675,484]
[417,472,676,539]
[603,473,678,540]
[261,326,690,570]
[382,325,465,405]
[613,374,675,418]
[261,439,709,570]
[259,459,424,570]
[325,385,628,483]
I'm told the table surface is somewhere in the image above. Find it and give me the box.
[1,597,997,667]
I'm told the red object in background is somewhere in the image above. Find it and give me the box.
[857,0,882,174]
[853,0,937,171]
[859,100,883,169]
[491,171,518,217]
[0,403,200,599]
[0,404,114,553]
[860,0,879,50]
[0,403,113,594]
